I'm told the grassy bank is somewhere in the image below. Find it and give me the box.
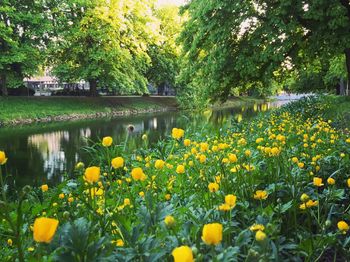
[0,96,179,126]
[0,96,269,126]
[1,96,350,261]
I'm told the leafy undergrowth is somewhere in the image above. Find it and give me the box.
[1,96,350,261]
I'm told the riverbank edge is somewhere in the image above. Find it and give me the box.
[0,96,267,127]
[0,106,178,126]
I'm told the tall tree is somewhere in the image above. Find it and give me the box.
[0,0,50,95]
[52,0,159,96]
[146,5,182,93]
[180,0,350,101]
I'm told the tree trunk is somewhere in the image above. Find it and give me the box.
[88,79,98,97]
[339,78,346,96]
[0,74,8,96]
[345,48,350,96]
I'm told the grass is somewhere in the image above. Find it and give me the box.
[0,95,269,126]
[322,95,350,129]
[0,96,178,125]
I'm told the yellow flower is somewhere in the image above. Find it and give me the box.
[347,178,350,188]
[184,139,191,146]
[208,182,219,193]
[84,187,104,197]
[0,151,8,165]
[7,238,12,246]
[172,246,194,262]
[33,217,59,243]
[338,221,349,234]
[172,128,185,140]
[313,177,324,187]
[199,154,206,163]
[300,193,309,202]
[254,190,268,200]
[255,230,266,241]
[84,166,100,184]
[75,162,84,169]
[218,203,232,211]
[111,157,124,169]
[124,198,131,206]
[142,134,148,140]
[165,194,171,200]
[299,203,307,210]
[68,197,74,203]
[201,223,223,245]
[225,194,237,207]
[191,147,197,154]
[41,184,49,192]
[228,153,238,163]
[59,193,65,199]
[327,177,335,185]
[305,199,318,208]
[298,162,305,168]
[255,138,264,143]
[270,147,280,156]
[139,191,145,197]
[116,239,124,247]
[176,165,185,174]
[200,142,209,152]
[245,149,252,157]
[164,215,175,227]
[250,224,265,231]
[131,167,146,181]
[102,136,113,147]
[155,159,165,170]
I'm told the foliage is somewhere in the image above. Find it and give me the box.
[1,97,350,261]
[179,0,350,102]
[0,0,51,93]
[146,5,182,92]
[51,0,160,96]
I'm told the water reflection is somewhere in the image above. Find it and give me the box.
[0,100,288,188]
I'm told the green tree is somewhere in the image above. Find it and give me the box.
[146,5,182,94]
[179,0,350,102]
[0,0,51,95]
[52,0,159,96]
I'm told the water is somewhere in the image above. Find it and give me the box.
[0,100,289,188]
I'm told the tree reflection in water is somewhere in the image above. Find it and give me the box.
[0,100,289,188]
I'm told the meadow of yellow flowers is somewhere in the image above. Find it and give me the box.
[1,96,350,261]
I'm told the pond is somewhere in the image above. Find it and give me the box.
[0,100,291,188]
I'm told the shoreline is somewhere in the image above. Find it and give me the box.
[1,106,178,126]
[0,96,268,127]
[0,96,179,127]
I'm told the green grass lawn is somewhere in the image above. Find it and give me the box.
[0,96,179,125]
[0,96,269,126]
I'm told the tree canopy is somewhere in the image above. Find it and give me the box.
[0,0,51,95]
[51,0,160,96]
[1,0,350,100]
[179,0,350,102]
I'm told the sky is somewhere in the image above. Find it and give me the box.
[156,0,186,6]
